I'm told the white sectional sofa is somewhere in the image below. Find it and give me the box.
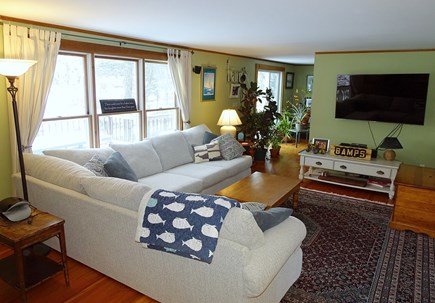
[13,124,306,303]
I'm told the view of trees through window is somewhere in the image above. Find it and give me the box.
[33,49,178,152]
[257,69,283,112]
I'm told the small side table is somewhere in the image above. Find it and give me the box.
[0,207,69,303]
[289,127,310,147]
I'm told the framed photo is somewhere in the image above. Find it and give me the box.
[202,67,216,101]
[285,72,294,89]
[229,83,241,98]
[307,75,314,92]
[312,138,330,153]
[238,71,247,84]
[305,97,312,108]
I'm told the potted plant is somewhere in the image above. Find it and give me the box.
[239,82,281,160]
[290,103,308,131]
[275,110,293,143]
[269,132,282,158]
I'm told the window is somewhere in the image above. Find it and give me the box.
[33,54,91,152]
[145,61,177,137]
[33,43,179,152]
[256,65,284,112]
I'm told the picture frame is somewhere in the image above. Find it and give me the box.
[307,75,314,92]
[229,83,241,98]
[305,97,312,108]
[312,138,330,153]
[285,72,294,89]
[202,67,216,101]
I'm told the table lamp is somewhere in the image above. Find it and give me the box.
[378,136,403,161]
[217,109,242,137]
[0,58,37,221]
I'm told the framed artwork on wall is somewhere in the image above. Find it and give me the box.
[229,83,241,98]
[202,67,216,101]
[307,75,314,92]
[285,72,294,89]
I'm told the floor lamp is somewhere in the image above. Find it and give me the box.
[0,59,37,219]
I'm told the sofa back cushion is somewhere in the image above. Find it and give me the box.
[80,176,152,211]
[43,147,115,166]
[150,131,193,170]
[181,124,211,146]
[110,140,162,179]
[24,153,95,194]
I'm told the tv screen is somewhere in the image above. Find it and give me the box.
[335,73,430,125]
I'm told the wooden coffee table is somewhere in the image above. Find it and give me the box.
[216,172,302,208]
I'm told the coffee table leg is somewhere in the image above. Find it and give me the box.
[292,191,299,209]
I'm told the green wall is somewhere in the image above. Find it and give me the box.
[311,51,435,167]
[190,51,313,133]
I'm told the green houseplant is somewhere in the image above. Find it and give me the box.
[239,82,280,160]
[290,103,308,131]
[275,110,293,143]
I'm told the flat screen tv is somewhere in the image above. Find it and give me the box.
[335,73,430,125]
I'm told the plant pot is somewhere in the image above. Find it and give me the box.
[295,123,302,131]
[270,146,281,158]
[254,148,267,161]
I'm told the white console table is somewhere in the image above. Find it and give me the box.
[299,150,401,199]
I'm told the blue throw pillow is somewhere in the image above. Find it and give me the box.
[203,131,219,144]
[104,152,138,182]
[251,207,293,231]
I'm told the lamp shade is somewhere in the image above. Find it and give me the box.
[217,109,242,126]
[379,137,403,149]
[0,59,37,77]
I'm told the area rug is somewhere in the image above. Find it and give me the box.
[281,188,435,303]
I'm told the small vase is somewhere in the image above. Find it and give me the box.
[295,123,302,131]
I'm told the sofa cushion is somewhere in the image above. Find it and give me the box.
[110,140,163,178]
[166,163,228,189]
[201,156,252,177]
[43,147,114,165]
[251,207,293,231]
[181,124,211,146]
[104,152,138,182]
[24,153,95,194]
[83,154,108,177]
[138,172,202,193]
[211,133,245,160]
[220,207,265,249]
[150,131,193,170]
[80,176,152,211]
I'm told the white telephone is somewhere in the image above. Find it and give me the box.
[0,197,32,222]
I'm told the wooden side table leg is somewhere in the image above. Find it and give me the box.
[58,226,70,286]
[14,244,27,303]
[292,189,300,209]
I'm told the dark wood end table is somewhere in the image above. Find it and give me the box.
[0,206,69,302]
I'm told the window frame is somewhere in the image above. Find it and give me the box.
[37,40,180,149]
[255,64,285,112]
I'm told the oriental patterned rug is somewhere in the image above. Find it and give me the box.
[281,189,435,303]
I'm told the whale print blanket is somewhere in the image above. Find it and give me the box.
[135,189,241,263]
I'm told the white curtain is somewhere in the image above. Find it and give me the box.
[3,24,61,173]
[167,49,192,129]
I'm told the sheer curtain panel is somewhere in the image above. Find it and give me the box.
[167,49,192,129]
[3,24,61,174]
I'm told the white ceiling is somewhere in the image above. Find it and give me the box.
[1,0,435,64]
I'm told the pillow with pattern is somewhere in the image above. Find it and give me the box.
[211,133,245,160]
[83,154,108,177]
[193,141,223,163]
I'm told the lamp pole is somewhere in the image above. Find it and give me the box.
[5,76,29,201]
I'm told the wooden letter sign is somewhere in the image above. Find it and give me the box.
[330,145,372,160]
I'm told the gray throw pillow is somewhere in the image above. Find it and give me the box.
[83,154,108,177]
[104,152,138,182]
[250,207,293,231]
[211,133,245,160]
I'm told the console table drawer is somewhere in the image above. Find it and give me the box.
[305,157,334,169]
[334,161,392,178]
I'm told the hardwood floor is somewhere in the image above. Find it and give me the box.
[0,140,390,302]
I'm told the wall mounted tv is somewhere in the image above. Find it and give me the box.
[335,73,430,125]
